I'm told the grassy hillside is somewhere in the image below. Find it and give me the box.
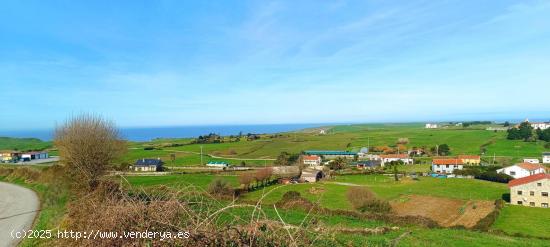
[122,123,550,166]
[0,137,52,151]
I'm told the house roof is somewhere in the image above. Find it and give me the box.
[432,158,463,165]
[517,163,547,171]
[303,155,320,161]
[135,159,163,167]
[509,173,550,188]
[380,154,409,159]
[458,155,480,160]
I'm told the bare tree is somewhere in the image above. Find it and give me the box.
[54,114,126,190]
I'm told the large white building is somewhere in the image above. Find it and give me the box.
[425,123,438,129]
[523,158,540,164]
[432,158,463,174]
[531,122,550,130]
[497,163,546,179]
[543,153,550,164]
[380,154,413,166]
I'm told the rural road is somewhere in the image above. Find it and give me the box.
[0,182,39,247]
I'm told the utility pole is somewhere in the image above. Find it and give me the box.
[436,145,439,156]
[200,146,203,166]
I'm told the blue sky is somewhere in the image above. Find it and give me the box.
[1,0,550,130]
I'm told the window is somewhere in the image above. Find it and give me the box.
[537,183,542,187]
[510,171,516,176]
[530,202,535,206]
[517,190,523,195]
[517,201,523,205]
[446,165,449,168]
[542,192,548,197]
[543,203,549,208]
[530,191,535,196]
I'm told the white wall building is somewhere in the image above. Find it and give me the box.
[380,154,413,166]
[497,163,546,179]
[302,155,321,166]
[432,159,463,174]
[543,153,550,164]
[523,158,540,164]
[531,122,550,130]
[509,173,550,208]
[425,123,438,129]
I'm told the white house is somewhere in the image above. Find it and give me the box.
[302,155,321,166]
[432,158,463,174]
[531,122,550,130]
[380,154,413,166]
[543,153,550,164]
[206,161,230,168]
[523,158,540,164]
[133,158,164,172]
[425,123,438,129]
[497,163,546,179]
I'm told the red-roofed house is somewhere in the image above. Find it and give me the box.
[431,158,463,174]
[458,155,481,165]
[509,173,550,208]
[302,155,321,167]
[379,154,413,166]
[497,163,547,179]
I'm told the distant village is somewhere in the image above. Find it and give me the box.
[3,119,550,209]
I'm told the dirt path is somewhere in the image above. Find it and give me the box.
[0,182,40,247]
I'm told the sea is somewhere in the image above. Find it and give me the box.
[0,123,330,142]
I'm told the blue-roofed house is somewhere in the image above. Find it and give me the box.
[134,158,164,172]
[304,150,357,160]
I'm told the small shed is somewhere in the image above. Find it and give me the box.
[134,158,164,172]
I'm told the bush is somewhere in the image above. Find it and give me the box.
[282,191,301,201]
[475,171,513,183]
[346,187,391,213]
[207,178,234,198]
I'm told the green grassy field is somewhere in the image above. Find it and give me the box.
[121,123,550,166]
[492,205,550,238]
[0,137,52,151]
[241,175,508,210]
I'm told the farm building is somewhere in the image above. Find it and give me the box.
[497,163,546,179]
[0,151,21,163]
[543,152,550,164]
[458,155,481,165]
[302,155,321,166]
[380,154,413,166]
[133,158,164,172]
[523,158,540,164]
[21,151,49,161]
[304,150,357,160]
[300,169,324,182]
[509,173,550,208]
[432,158,463,174]
[353,160,382,169]
[517,119,550,130]
[425,123,438,129]
[206,161,230,168]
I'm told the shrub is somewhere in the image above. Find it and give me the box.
[475,171,513,183]
[207,178,234,198]
[346,187,391,213]
[282,191,301,201]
